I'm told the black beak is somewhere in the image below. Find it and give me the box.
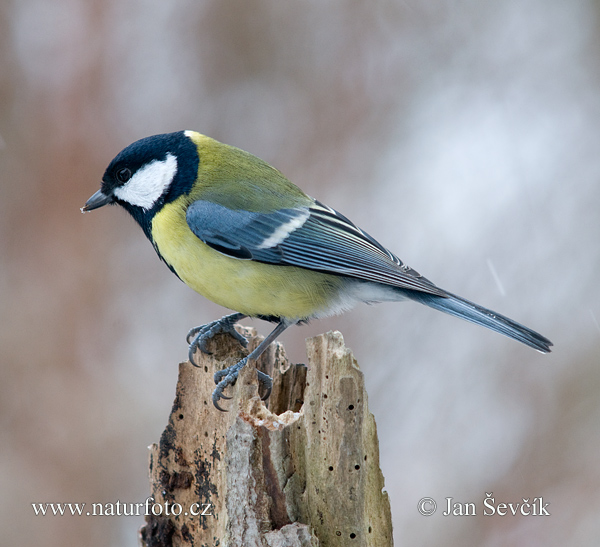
[81,189,113,213]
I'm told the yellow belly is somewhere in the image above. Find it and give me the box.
[151,199,343,319]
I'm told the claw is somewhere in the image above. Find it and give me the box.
[188,343,201,368]
[256,370,273,401]
[211,357,247,411]
[186,325,202,345]
[187,313,247,366]
[210,357,273,411]
[212,397,227,413]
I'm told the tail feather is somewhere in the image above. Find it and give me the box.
[407,290,553,353]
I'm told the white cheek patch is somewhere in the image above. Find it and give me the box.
[114,153,178,210]
[257,209,310,249]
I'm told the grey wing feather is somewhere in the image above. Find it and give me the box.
[186,199,447,296]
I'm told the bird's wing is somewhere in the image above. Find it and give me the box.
[186,199,447,295]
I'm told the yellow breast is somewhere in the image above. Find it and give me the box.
[151,198,343,319]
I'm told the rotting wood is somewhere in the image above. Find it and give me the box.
[140,328,393,547]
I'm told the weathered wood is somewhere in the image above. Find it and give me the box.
[140,328,393,547]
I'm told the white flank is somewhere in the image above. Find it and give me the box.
[257,209,310,249]
[114,153,178,210]
[312,280,404,319]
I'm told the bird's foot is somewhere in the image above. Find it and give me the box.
[212,358,273,411]
[187,312,248,366]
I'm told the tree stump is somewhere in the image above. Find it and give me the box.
[140,328,393,547]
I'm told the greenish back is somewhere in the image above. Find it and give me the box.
[186,133,312,212]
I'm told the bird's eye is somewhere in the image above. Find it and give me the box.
[116,167,132,183]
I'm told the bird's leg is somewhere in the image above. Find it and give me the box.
[187,312,248,366]
[212,319,294,411]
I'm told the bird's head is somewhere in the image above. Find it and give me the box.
[82,131,200,232]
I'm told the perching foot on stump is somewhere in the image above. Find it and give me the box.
[187,312,248,366]
[211,319,295,411]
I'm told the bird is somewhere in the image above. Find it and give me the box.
[82,130,552,410]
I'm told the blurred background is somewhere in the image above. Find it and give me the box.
[1,0,599,545]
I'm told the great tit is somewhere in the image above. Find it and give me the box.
[83,131,552,410]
